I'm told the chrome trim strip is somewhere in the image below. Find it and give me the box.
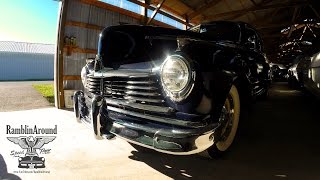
[125,85,158,90]
[94,69,155,78]
[126,90,161,96]
[105,98,173,114]
[123,96,164,103]
[127,81,155,84]
[107,106,206,128]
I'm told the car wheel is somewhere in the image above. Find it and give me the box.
[207,85,240,158]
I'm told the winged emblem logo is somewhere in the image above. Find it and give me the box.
[7,136,56,169]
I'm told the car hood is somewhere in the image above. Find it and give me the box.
[97,25,201,69]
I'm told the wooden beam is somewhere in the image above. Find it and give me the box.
[65,21,104,30]
[256,23,291,30]
[55,0,69,109]
[147,0,166,25]
[80,0,141,20]
[173,0,196,13]
[205,1,308,21]
[309,5,320,20]
[63,75,81,80]
[144,0,150,25]
[63,47,97,54]
[127,0,191,26]
[80,0,177,28]
[220,0,273,21]
[188,0,222,20]
[249,0,258,6]
[288,7,299,38]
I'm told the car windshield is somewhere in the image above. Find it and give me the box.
[199,22,241,43]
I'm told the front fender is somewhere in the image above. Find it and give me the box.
[181,41,240,122]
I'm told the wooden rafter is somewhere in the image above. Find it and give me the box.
[205,1,308,21]
[147,0,166,25]
[249,0,258,6]
[288,7,299,38]
[168,0,196,13]
[255,21,292,30]
[309,5,320,20]
[226,0,273,21]
[187,0,222,20]
[127,0,191,26]
[65,21,104,31]
[80,0,176,28]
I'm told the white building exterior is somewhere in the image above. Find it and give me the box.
[0,41,55,81]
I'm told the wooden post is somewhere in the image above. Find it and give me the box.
[55,0,68,108]
[144,0,150,25]
[185,15,189,30]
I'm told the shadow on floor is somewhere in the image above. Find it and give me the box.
[0,154,21,180]
[128,83,320,180]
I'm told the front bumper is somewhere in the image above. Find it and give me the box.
[108,119,219,155]
[18,161,45,168]
[74,91,220,155]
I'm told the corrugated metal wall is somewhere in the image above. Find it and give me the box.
[63,0,140,90]
[0,52,54,81]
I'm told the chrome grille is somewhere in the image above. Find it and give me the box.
[86,71,165,106]
[86,76,101,94]
[86,70,205,128]
[104,75,165,106]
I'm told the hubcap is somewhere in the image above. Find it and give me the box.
[220,95,235,141]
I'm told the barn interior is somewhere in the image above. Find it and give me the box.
[55,0,320,107]
[1,0,320,179]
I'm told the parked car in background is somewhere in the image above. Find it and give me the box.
[288,55,311,88]
[73,21,270,158]
[304,51,320,98]
[271,64,288,82]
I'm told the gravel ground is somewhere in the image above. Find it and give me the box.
[0,81,53,112]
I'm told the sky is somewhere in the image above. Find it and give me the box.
[0,0,60,44]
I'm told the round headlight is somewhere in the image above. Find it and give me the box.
[161,55,190,92]
[161,55,195,102]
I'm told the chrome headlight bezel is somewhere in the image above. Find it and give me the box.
[81,66,88,86]
[160,54,195,102]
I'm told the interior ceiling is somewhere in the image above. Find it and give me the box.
[147,0,320,65]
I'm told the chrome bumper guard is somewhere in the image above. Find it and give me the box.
[74,92,220,155]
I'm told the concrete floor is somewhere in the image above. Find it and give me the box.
[0,82,319,180]
[0,81,53,112]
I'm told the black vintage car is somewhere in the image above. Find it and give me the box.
[73,21,270,157]
[18,155,45,168]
